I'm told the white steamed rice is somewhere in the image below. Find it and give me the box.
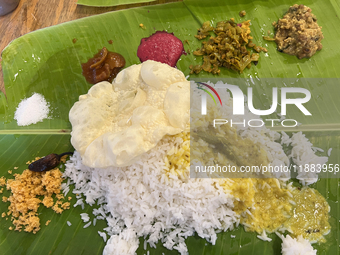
[64,138,238,255]
[277,233,317,255]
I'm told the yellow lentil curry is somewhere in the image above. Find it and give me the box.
[222,178,330,242]
[167,130,331,243]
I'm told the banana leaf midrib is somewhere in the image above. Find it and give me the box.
[3,123,340,135]
[0,129,71,134]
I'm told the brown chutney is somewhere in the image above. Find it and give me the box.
[273,4,323,59]
[82,47,125,84]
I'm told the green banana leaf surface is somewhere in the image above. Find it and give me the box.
[0,0,339,254]
[77,0,155,7]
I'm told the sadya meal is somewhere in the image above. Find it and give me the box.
[1,3,331,255]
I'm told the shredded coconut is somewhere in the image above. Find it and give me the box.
[3,166,69,233]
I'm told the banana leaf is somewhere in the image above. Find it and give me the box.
[77,0,155,7]
[0,0,339,254]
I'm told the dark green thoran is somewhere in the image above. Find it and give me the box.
[190,19,267,74]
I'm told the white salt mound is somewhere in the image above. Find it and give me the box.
[14,93,50,126]
[278,234,317,255]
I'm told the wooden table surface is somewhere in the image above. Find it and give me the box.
[0,0,181,96]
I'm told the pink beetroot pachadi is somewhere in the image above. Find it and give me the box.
[137,31,185,67]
